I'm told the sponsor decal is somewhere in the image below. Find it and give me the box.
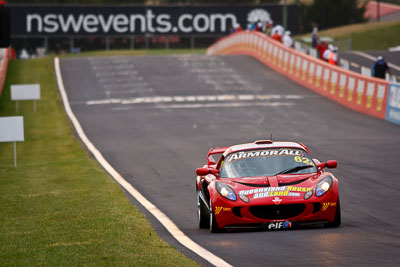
[227,149,302,162]
[272,197,282,205]
[239,186,311,199]
[23,10,237,35]
[268,221,292,230]
[215,206,231,215]
[322,202,337,211]
[247,9,273,24]
[10,5,300,36]
[386,83,400,125]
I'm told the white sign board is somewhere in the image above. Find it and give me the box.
[11,84,41,100]
[0,116,25,142]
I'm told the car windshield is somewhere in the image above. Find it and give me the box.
[219,148,317,178]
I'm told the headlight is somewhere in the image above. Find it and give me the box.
[239,193,250,203]
[216,182,237,201]
[315,176,333,197]
[304,189,313,200]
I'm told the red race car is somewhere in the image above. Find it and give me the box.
[196,140,340,232]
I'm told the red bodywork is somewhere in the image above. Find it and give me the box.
[196,141,340,231]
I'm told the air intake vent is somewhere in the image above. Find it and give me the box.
[249,204,305,220]
[254,140,273,145]
[235,181,270,187]
[232,207,243,218]
[312,203,321,214]
[279,178,309,186]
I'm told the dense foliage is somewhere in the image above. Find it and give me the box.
[299,0,367,32]
[5,0,280,4]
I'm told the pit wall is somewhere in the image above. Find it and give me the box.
[207,32,400,125]
[0,48,10,97]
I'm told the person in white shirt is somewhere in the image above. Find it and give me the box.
[283,31,293,47]
[270,24,285,36]
[323,44,334,62]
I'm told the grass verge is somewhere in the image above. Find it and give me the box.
[297,20,400,50]
[0,57,198,266]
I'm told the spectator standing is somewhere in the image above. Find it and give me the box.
[328,47,338,65]
[323,44,334,62]
[316,41,328,59]
[271,30,282,42]
[257,21,264,32]
[283,31,293,47]
[271,24,285,37]
[234,23,243,32]
[311,26,319,48]
[265,22,273,36]
[372,56,391,79]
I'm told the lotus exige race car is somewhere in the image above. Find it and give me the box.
[196,140,340,232]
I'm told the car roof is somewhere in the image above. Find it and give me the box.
[223,140,309,157]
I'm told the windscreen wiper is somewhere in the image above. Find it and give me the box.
[273,165,314,176]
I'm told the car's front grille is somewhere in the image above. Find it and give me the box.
[312,202,321,213]
[249,204,306,220]
[232,207,243,218]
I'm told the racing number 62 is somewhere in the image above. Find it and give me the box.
[294,156,312,165]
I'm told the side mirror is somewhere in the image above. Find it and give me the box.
[317,160,337,170]
[196,168,219,176]
[326,160,337,168]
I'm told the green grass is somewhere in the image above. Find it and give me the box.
[0,57,198,266]
[297,20,400,51]
[55,48,206,58]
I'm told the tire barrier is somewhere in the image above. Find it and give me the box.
[207,32,400,125]
[0,48,10,97]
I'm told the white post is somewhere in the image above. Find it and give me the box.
[16,101,18,113]
[14,141,17,167]
[34,100,36,112]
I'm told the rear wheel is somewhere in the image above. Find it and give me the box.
[209,198,223,233]
[326,198,341,228]
[197,192,209,229]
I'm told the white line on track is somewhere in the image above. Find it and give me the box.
[351,51,400,72]
[54,57,232,267]
[111,101,295,111]
[86,94,306,106]
[96,71,139,76]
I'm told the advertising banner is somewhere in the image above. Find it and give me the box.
[9,5,299,36]
[386,83,400,125]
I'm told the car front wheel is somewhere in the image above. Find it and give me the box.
[209,198,223,233]
[197,191,209,229]
[326,197,341,228]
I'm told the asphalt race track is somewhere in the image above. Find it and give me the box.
[340,51,400,79]
[60,54,400,266]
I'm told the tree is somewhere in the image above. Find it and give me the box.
[300,0,366,32]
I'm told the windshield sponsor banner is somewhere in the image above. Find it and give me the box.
[386,83,400,125]
[9,5,299,36]
[227,149,302,162]
[239,186,311,199]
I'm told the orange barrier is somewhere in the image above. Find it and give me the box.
[207,32,388,120]
[0,48,10,98]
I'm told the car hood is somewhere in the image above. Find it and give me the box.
[228,173,317,187]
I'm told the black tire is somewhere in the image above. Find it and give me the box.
[326,197,341,228]
[197,191,209,229]
[209,198,223,233]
